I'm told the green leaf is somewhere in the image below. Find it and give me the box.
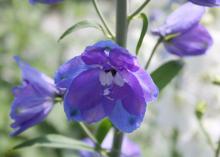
[136,13,148,55]
[58,20,107,41]
[151,60,184,91]
[13,134,95,152]
[96,119,112,144]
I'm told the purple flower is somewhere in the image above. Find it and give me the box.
[189,0,220,7]
[80,132,141,157]
[152,2,213,57]
[29,0,63,4]
[10,56,59,136]
[55,40,158,133]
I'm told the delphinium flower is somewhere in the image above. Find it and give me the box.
[55,40,158,133]
[189,0,220,7]
[79,131,141,157]
[29,0,63,4]
[10,56,60,136]
[152,2,213,57]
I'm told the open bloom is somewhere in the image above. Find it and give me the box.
[189,0,220,7]
[10,56,59,136]
[55,41,158,133]
[29,0,63,4]
[80,132,141,157]
[152,2,213,56]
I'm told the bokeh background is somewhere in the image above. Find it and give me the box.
[0,0,220,157]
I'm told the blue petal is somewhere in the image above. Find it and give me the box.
[55,56,90,89]
[189,0,220,7]
[14,56,57,94]
[64,68,106,123]
[29,0,63,4]
[152,2,205,36]
[164,24,213,56]
[109,101,145,133]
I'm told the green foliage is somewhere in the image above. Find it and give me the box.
[13,134,95,152]
[151,60,184,91]
[58,20,108,41]
[96,119,112,144]
[136,13,148,55]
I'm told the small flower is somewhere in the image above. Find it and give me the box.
[80,131,141,157]
[152,2,213,57]
[55,40,158,133]
[29,0,63,4]
[189,0,220,7]
[10,56,59,136]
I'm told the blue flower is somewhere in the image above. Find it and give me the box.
[10,56,60,136]
[29,0,63,4]
[189,0,220,7]
[80,132,141,157]
[152,2,213,57]
[55,40,158,133]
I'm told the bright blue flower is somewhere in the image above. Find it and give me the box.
[55,40,158,133]
[189,0,220,7]
[80,132,141,157]
[29,0,63,4]
[152,2,213,56]
[10,56,59,136]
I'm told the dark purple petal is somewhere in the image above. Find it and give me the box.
[189,0,220,7]
[64,68,107,123]
[55,56,90,89]
[164,24,213,56]
[152,2,205,36]
[109,101,145,133]
[109,48,139,72]
[29,0,63,4]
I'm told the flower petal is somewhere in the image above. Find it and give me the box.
[109,101,145,133]
[189,0,220,7]
[55,56,90,89]
[64,68,107,123]
[29,0,63,4]
[164,24,213,56]
[152,2,205,36]
[14,56,57,94]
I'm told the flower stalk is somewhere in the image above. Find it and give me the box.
[110,0,127,156]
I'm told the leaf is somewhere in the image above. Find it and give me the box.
[96,119,112,144]
[13,134,95,152]
[136,13,148,55]
[151,60,184,91]
[58,20,107,41]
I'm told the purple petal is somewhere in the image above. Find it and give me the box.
[109,49,139,72]
[64,68,107,123]
[14,56,57,95]
[164,24,213,56]
[55,56,90,89]
[189,0,220,7]
[109,101,145,133]
[152,2,205,36]
[29,0,63,4]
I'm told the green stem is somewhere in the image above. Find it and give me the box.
[128,0,151,21]
[92,0,114,39]
[110,129,124,157]
[79,122,98,144]
[145,37,163,69]
[215,140,220,157]
[198,120,215,152]
[110,0,127,156]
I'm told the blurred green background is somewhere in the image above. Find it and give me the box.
[1,0,220,157]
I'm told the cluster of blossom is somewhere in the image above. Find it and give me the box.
[10,0,217,138]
